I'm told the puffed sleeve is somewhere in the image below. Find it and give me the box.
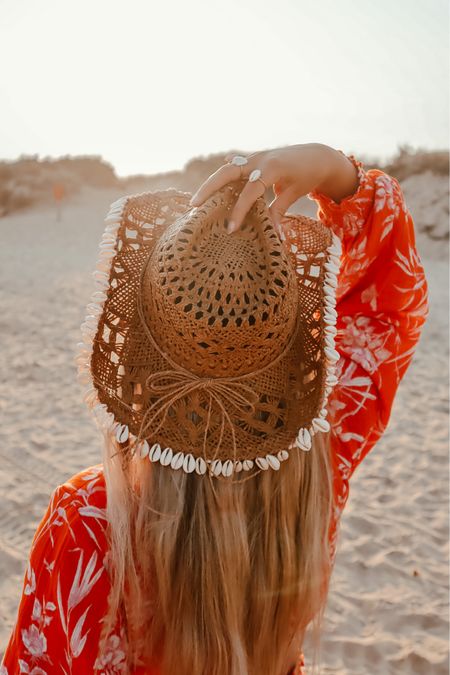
[308,152,430,486]
[0,480,112,674]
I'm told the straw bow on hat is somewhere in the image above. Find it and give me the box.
[76,180,342,481]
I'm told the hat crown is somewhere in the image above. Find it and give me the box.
[140,186,299,377]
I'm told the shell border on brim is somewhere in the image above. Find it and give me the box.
[76,198,342,478]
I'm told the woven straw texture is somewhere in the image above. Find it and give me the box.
[90,181,333,465]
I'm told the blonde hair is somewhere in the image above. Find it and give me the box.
[99,428,333,675]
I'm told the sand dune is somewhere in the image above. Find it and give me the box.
[0,176,448,674]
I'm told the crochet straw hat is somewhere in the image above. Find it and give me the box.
[76,180,342,482]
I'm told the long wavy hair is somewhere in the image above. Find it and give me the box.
[98,424,334,675]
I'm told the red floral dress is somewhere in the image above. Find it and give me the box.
[1,154,430,675]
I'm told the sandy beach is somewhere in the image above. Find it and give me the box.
[0,175,448,674]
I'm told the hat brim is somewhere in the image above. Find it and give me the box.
[78,184,341,475]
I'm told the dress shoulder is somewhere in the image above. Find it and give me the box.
[0,463,113,674]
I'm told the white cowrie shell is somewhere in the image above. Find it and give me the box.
[249,169,262,182]
[328,254,340,267]
[93,270,108,280]
[266,454,281,470]
[330,234,342,251]
[325,347,340,362]
[183,453,196,473]
[324,325,337,335]
[116,424,129,443]
[171,451,184,469]
[109,198,125,208]
[231,155,248,166]
[83,388,96,403]
[96,259,111,271]
[94,278,109,289]
[324,296,337,308]
[98,250,115,259]
[296,427,312,450]
[160,447,173,466]
[87,303,102,314]
[324,261,339,274]
[222,459,234,477]
[139,440,150,459]
[195,457,207,475]
[319,407,328,418]
[312,417,331,433]
[324,273,338,288]
[327,245,341,257]
[277,449,289,461]
[325,335,335,348]
[303,426,313,444]
[211,459,223,476]
[149,443,162,462]
[234,460,243,472]
[323,284,336,296]
[296,437,311,452]
[325,374,338,386]
[91,291,107,302]
[324,309,338,321]
[243,459,254,471]
[255,457,269,470]
[302,427,312,447]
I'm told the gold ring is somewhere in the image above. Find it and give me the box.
[229,155,248,179]
[248,169,268,191]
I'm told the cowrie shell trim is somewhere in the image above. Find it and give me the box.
[78,199,341,476]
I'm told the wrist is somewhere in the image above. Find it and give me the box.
[313,146,360,204]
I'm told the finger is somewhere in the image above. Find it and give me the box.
[273,179,288,197]
[268,185,302,228]
[224,150,263,164]
[190,162,241,206]
[227,180,268,233]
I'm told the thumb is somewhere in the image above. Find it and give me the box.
[268,184,302,230]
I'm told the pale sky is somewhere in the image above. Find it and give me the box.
[1,0,448,176]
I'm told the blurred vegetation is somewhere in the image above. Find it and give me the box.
[0,145,448,217]
[0,154,118,216]
[376,144,448,181]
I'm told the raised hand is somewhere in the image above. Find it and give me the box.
[189,143,359,234]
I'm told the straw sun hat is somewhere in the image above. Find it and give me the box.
[76,180,342,482]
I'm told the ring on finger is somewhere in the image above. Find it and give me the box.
[229,155,248,179]
[248,168,268,191]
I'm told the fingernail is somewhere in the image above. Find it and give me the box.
[227,220,236,233]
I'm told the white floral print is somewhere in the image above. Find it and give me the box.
[1,155,429,675]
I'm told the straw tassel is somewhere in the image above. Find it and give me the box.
[76,195,129,440]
